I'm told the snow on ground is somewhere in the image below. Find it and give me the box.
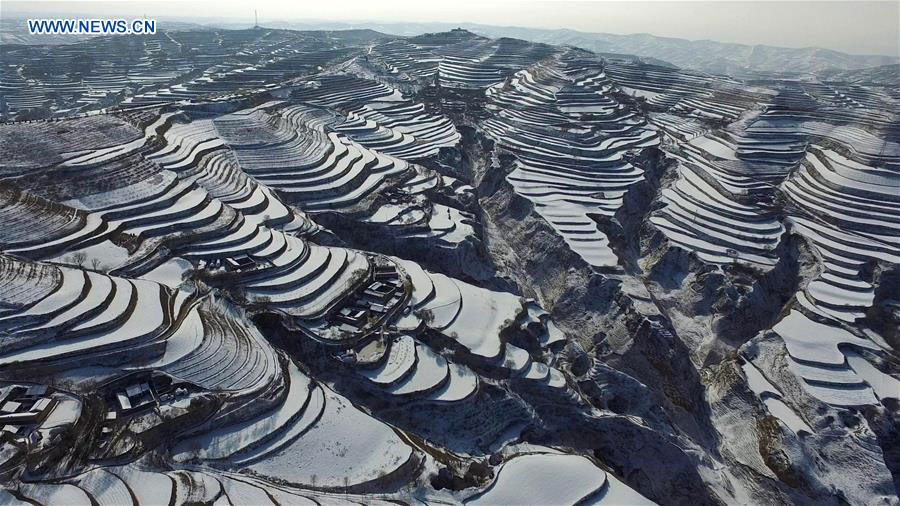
[600,473,658,505]
[0,489,22,505]
[428,362,477,402]
[688,135,738,160]
[845,350,900,401]
[72,469,133,506]
[443,281,522,359]
[48,239,132,271]
[39,395,81,428]
[741,361,781,397]
[386,342,449,396]
[500,343,530,374]
[743,361,814,434]
[542,320,567,347]
[247,386,414,488]
[762,397,813,435]
[359,334,416,385]
[140,306,204,368]
[220,475,279,505]
[173,360,311,460]
[619,86,665,102]
[772,310,880,365]
[17,483,92,506]
[466,453,609,505]
[140,257,193,288]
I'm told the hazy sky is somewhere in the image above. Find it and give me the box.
[5,1,899,56]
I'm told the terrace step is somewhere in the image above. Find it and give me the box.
[522,361,551,381]
[243,386,414,489]
[230,384,326,466]
[16,483,92,506]
[0,268,88,333]
[11,271,115,338]
[358,334,418,386]
[428,362,478,402]
[106,465,174,505]
[245,244,331,292]
[167,470,224,505]
[0,278,167,366]
[499,343,532,375]
[773,310,887,405]
[69,469,133,506]
[385,342,450,397]
[162,308,278,393]
[173,359,315,461]
[465,453,612,505]
[219,476,277,506]
[262,248,370,318]
[67,278,135,337]
[440,280,521,360]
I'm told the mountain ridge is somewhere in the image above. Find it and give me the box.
[210,19,897,76]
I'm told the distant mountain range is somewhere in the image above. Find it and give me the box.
[225,19,898,77]
[2,14,897,77]
[817,63,899,86]
[466,24,899,76]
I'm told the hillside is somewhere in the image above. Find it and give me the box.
[246,20,898,76]
[0,26,897,505]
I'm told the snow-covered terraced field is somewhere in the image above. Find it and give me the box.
[369,40,442,80]
[650,143,786,268]
[15,461,410,506]
[608,57,899,412]
[439,56,506,89]
[2,24,898,506]
[208,105,417,212]
[336,101,460,159]
[0,255,189,368]
[466,452,653,505]
[482,54,659,268]
[770,145,900,405]
[395,258,523,360]
[292,75,404,107]
[243,385,416,488]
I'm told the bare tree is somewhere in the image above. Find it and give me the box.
[90,258,102,271]
[415,308,435,326]
[71,251,87,267]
